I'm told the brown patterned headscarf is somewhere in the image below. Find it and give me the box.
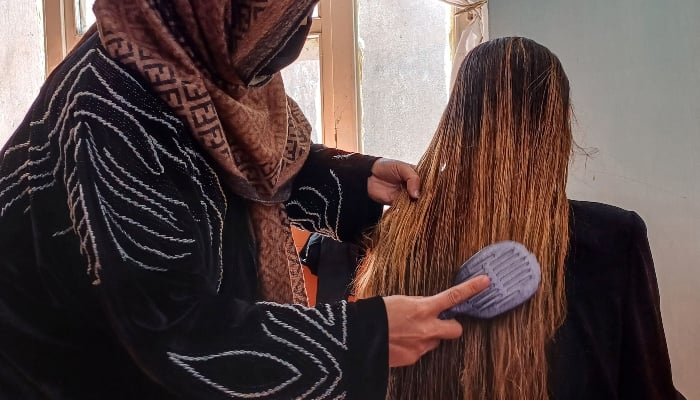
[93,0,319,305]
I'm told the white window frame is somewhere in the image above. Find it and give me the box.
[317,0,361,152]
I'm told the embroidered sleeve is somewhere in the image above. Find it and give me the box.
[286,144,383,242]
[31,48,388,399]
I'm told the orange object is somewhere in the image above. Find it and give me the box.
[292,228,317,306]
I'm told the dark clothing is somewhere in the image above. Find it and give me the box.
[304,200,684,399]
[548,200,683,400]
[0,36,388,399]
[301,235,363,304]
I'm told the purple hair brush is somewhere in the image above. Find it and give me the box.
[440,241,541,320]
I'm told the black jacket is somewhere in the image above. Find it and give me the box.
[548,200,683,399]
[0,35,388,400]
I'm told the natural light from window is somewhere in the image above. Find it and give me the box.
[77,0,96,34]
[358,0,453,164]
[281,36,324,144]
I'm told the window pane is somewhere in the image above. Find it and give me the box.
[281,36,323,144]
[1,1,45,147]
[77,0,96,34]
[77,2,315,34]
[358,0,452,163]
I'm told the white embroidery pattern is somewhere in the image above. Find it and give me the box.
[286,170,343,240]
[168,301,350,399]
[0,47,226,287]
[168,350,302,399]
[331,153,356,160]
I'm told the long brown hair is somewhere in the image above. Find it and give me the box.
[356,37,572,399]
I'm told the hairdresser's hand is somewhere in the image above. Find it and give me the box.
[382,275,491,367]
[368,158,420,205]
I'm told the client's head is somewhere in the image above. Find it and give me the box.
[356,37,572,400]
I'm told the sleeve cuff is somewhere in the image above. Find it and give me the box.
[345,297,389,400]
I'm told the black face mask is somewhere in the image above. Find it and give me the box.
[248,15,313,87]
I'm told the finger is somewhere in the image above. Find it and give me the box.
[425,275,491,314]
[367,176,393,204]
[396,162,421,199]
[422,339,442,355]
[432,319,463,340]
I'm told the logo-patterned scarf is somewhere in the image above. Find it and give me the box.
[93,0,318,305]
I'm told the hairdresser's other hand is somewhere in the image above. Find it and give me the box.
[382,275,491,367]
[368,158,420,205]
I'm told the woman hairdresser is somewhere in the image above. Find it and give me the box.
[0,1,490,399]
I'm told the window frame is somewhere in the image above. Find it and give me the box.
[42,0,488,153]
[317,0,362,152]
[44,0,81,74]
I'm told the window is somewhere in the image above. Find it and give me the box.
[44,0,81,74]
[357,0,454,163]
[301,0,363,151]
[39,0,488,158]
[286,0,488,162]
[0,1,46,146]
[280,3,333,146]
[41,0,361,149]
[4,1,488,152]
[76,0,96,34]
[281,36,323,144]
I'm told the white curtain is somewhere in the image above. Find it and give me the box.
[440,0,488,88]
